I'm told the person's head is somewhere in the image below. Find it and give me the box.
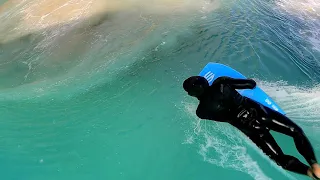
[183,76,209,98]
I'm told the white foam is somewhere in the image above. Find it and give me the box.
[276,0,320,18]
[258,80,320,123]
[258,80,320,149]
[275,0,320,51]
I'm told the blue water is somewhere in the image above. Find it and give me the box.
[0,0,319,179]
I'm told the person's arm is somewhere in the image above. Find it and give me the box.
[196,106,227,122]
[213,76,256,89]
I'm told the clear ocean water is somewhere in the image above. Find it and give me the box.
[0,0,320,179]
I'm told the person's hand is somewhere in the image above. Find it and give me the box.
[247,78,257,89]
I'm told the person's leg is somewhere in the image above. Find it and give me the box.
[257,105,320,178]
[246,131,310,176]
[260,107,317,165]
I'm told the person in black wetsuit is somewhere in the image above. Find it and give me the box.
[183,75,320,179]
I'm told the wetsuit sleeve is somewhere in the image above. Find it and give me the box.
[196,106,227,122]
[213,76,256,89]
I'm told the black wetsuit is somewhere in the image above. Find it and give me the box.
[196,76,317,175]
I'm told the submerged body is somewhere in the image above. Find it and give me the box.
[183,76,320,179]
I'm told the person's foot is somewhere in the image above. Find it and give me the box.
[308,164,320,179]
[312,164,320,178]
[308,168,316,179]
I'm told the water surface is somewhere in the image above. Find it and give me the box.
[0,0,319,179]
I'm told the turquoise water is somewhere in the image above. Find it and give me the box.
[0,0,320,179]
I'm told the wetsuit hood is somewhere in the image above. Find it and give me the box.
[183,76,209,98]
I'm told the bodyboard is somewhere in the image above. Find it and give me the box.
[198,63,286,115]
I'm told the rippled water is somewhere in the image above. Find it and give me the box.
[0,0,319,179]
